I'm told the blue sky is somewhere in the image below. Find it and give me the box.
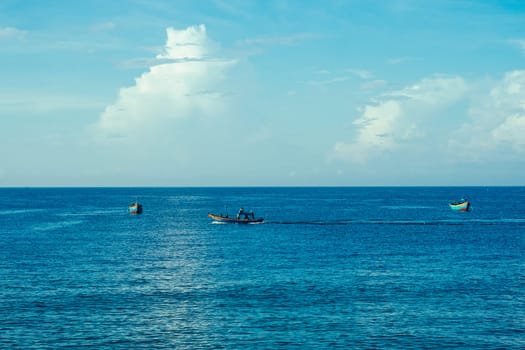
[1,0,524,186]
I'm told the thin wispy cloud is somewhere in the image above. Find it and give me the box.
[212,0,254,18]
[237,32,319,46]
[345,69,373,79]
[0,25,120,54]
[360,80,387,90]
[387,56,422,65]
[309,68,364,86]
[90,21,116,32]
[308,76,351,86]
[0,27,26,40]
[509,39,525,55]
[0,92,105,112]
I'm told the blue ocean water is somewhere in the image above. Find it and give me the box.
[0,187,523,349]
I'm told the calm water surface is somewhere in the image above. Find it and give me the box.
[0,187,524,348]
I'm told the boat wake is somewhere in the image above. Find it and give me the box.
[32,220,84,231]
[269,218,525,226]
[211,220,264,225]
[0,209,45,216]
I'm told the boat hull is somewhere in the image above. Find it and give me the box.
[208,213,263,224]
[449,201,470,211]
[129,204,143,214]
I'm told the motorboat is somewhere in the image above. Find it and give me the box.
[208,212,263,224]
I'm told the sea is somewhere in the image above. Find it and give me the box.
[0,187,523,349]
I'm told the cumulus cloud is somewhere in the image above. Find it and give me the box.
[95,24,236,139]
[331,71,525,164]
[450,70,525,159]
[331,75,468,162]
[491,115,525,148]
[157,25,210,60]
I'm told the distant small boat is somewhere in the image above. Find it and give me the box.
[129,201,143,215]
[208,211,264,224]
[449,199,470,212]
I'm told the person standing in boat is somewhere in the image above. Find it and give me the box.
[237,207,256,220]
[237,207,245,219]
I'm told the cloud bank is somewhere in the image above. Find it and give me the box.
[450,70,525,160]
[331,71,525,163]
[331,75,468,162]
[95,25,235,139]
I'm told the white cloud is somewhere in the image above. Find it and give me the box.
[360,79,387,90]
[95,25,236,139]
[308,76,351,86]
[450,70,525,159]
[509,39,525,55]
[386,76,467,105]
[157,25,210,60]
[491,115,525,149]
[237,32,318,46]
[90,22,116,32]
[387,56,422,65]
[331,75,467,162]
[345,69,373,79]
[212,0,253,18]
[0,92,105,113]
[331,71,525,165]
[0,27,26,40]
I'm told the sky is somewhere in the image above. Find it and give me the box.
[1,0,525,186]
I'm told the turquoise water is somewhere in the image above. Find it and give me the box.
[0,187,524,348]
